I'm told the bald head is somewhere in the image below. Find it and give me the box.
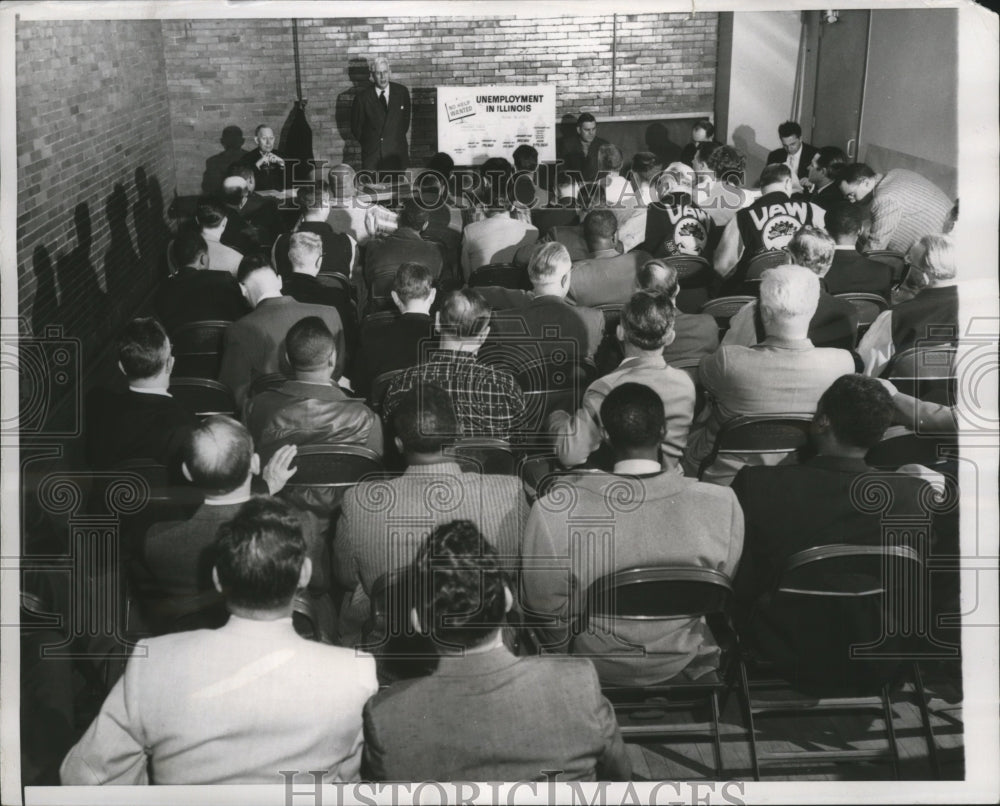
[183,415,255,496]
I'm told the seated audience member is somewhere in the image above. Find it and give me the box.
[327,163,379,247]
[85,317,198,472]
[382,289,526,440]
[412,165,464,268]
[598,143,631,207]
[222,169,285,249]
[637,259,720,364]
[246,316,382,464]
[62,496,376,785]
[219,254,345,407]
[691,143,759,228]
[218,178,264,255]
[484,242,605,365]
[549,291,695,470]
[684,266,856,483]
[274,183,356,280]
[640,165,714,258]
[512,144,548,209]
[531,172,581,235]
[560,112,611,184]
[823,203,894,300]
[713,163,827,295]
[567,210,653,307]
[364,199,446,303]
[629,151,664,207]
[680,118,721,167]
[461,158,539,277]
[157,229,248,332]
[857,233,958,376]
[765,120,817,185]
[235,123,289,193]
[195,199,245,276]
[801,146,847,210]
[335,385,528,645]
[524,383,743,684]
[732,374,938,687]
[362,520,630,782]
[723,226,859,350]
[354,262,437,400]
[839,162,954,254]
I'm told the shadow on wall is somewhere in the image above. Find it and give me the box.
[202,125,249,196]
[410,86,437,170]
[731,124,768,187]
[334,58,371,168]
[644,123,682,167]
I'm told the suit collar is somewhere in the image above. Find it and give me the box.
[278,380,348,402]
[434,644,521,677]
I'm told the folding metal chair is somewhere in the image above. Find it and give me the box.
[744,249,791,283]
[168,378,237,419]
[444,437,517,475]
[697,413,813,481]
[835,292,889,341]
[700,296,755,340]
[865,250,908,286]
[884,344,957,406]
[170,320,231,380]
[468,263,532,290]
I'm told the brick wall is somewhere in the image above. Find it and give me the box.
[162,13,717,195]
[16,19,177,356]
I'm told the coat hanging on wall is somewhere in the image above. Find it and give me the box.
[280,19,314,183]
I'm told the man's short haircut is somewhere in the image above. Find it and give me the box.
[787,226,836,276]
[630,152,661,180]
[583,209,618,244]
[621,291,675,350]
[236,251,275,283]
[118,317,170,380]
[655,163,694,199]
[286,316,335,372]
[412,520,508,650]
[705,145,746,186]
[393,262,435,303]
[760,163,793,188]
[512,144,539,172]
[527,242,571,284]
[196,198,227,229]
[636,259,679,298]
[171,229,208,269]
[816,374,893,449]
[759,265,821,320]
[480,157,514,208]
[824,202,863,240]
[598,143,623,172]
[601,382,665,451]
[185,415,254,496]
[839,163,877,185]
[438,289,491,339]
[287,231,323,270]
[693,118,715,138]
[327,164,357,200]
[815,146,847,179]
[916,234,957,282]
[214,496,306,611]
[226,163,255,183]
[577,112,596,127]
[426,152,455,179]
[391,382,459,454]
[296,182,331,210]
[222,183,249,209]
[254,124,272,138]
[778,120,802,139]
[399,198,430,230]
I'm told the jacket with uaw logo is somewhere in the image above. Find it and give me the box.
[643,192,715,257]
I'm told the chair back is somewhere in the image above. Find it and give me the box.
[697,413,813,480]
[170,320,231,380]
[515,356,597,440]
[361,310,399,331]
[595,302,623,336]
[884,344,957,405]
[316,271,352,295]
[469,263,532,290]
[744,249,790,283]
[246,372,286,399]
[664,254,712,283]
[168,378,238,419]
[777,543,922,598]
[369,368,408,413]
[444,438,517,475]
[835,292,888,333]
[584,566,733,621]
[699,296,755,338]
[865,250,908,284]
[281,444,384,488]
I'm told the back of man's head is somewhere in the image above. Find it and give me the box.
[296,182,331,212]
[598,143,623,173]
[554,173,579,203]
[427,152,455,180]
[636,259,679,298]
[815,146,847,179]
[787,226,836,277]
[601,382,665,453]
[327,164,357,200]
[583,209,618,250]
[286,316,335,373]
[480,158,514,210]
[438,289,491,340]
[527,242,571,288]
[705,145,746,186]
[227,163,255,185]
[824,202,863,243]
[214,496,306,612]
[391,383,459,455]
[913,234,957,284]
[118,317,170,381]
[398,198,430,231]
[777,120,802,139]
[816,374,893,450]
[393,262,435,305]
[171,229,208,270]
[621,291,675,350]
[196,199,228,230]
[760,163,793,190]
[759,265,820,324]
[236,252,276,284]
[287,232,323,274]
[654,164,695,202]
[222,179,249,209]
[185,415,254,496]
[512,145,539,172]
[630,152,661,182]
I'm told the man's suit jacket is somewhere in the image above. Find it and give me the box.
[236,147,290,193]
[157,267,249,333]
[537,224,590,263]
[363,647,631,781]
[461,215,539,278]
[594,311,720,377]
[350,81,411,171]
[722,292,860,352]
[364,228,445,299]
[280,272,359,363]
[561,135,611,183]
[825,248,894,301]
[60,616,378,784]
[354,312,436,399]
[531,204,578,237]
[522,470,744,685]
[483,294,605,363]
[568,249,653,307]
[765,143,819,180]
[809,181,845,211]
[218,296,346,406]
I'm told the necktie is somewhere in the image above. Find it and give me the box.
[379,91,388,112]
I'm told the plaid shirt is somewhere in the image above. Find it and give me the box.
[383,350,526,440]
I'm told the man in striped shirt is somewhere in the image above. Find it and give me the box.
[839,163,953,254]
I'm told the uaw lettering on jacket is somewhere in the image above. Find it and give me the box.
[748,201,810,230]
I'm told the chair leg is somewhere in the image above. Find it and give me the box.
[710,690,723,779]
[738,660,761,781]
[911,661,942,779]
[881,684,901,780]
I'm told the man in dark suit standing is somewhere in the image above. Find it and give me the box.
[350,56,411,178]
[765,120,818,184]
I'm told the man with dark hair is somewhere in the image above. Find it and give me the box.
[361,520,630,781]
[766,120,818,182]
[512,144,548,209]
[731,374,937,688]
[274,183,356,280]
[382,290,526,439]
[714,162,826,295]
[335,387,528,645]
[560,112,611,183]
[525,383,743,685]
[84,317,198,472]
[157,228,249,332]
[838,162,953,253]
[567,210,652,306]
[195,199,245,275]
[225,162,286,242]
[802,145,847,210]
[629,151,664,207]
[598,143,631,208]
[634,259,719,364]
[219,258,346,406]
[365,198,446,303]
[235,123,289,192]
[62,496,377,785]
[354,262,438,399]
[461,165,539,279]
[823,203,894,300]
[680,118,721,167]
[549,291,695,469]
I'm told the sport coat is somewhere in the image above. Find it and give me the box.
[765,142,819,180]
[350,81,411,170]
[825,247,894,301]
[568,248,653,307]
[483,294,605,363]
